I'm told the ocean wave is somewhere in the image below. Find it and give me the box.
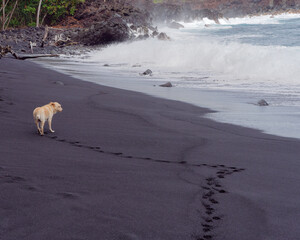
[85,36,300,84]
[179,12,300,27]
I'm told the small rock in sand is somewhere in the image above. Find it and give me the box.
[53,81,64,86]
[159,82,173,87]
[257,99,269,106]
[140,69,152,76]
[132,64,141,68]
[157,32,170,41]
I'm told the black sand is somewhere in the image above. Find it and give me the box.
[1,58,300,240]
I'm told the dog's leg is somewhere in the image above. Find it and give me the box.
[40,121,45,135]
[48,118,55,133]
[35,119,41,133]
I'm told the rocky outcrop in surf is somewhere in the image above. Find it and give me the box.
[0,0,164,53]
[72,16,131,46]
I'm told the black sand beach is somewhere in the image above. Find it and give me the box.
[1,57,300,240]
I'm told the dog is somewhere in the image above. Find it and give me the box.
[33,102,63,135]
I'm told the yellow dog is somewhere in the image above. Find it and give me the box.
[33,102,63,135]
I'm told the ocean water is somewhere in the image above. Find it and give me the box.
[37,13,300,139]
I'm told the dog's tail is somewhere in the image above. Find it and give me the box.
[36,114,41,122]
[33,108,41,122]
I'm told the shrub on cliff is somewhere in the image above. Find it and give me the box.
[0,0,84,29]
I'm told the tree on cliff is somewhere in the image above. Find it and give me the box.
[1,0,84,29]
[36,0,43,27]
[1,0,4,30]
[1,0,18,30]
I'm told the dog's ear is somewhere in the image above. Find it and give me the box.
[50,102,55,107]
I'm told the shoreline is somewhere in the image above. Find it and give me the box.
[1,57,300,240]
[34,56,300,140]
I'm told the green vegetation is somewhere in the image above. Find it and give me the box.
[153,0,164,3]
[153,0,186,3]
[1,0,84,30]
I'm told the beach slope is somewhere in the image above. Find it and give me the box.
[1,58,300,240]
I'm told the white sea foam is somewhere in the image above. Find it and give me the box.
[63,14,300,105]
[179,12,300,27]
[84,36,300,89]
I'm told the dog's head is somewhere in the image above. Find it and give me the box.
[50,102,63,113]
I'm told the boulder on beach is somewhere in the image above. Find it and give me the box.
[152,30,159,37]
[159,82,173,87]
[140,69,153,76]
[157,32,170,41]
[257,99,269,106]
[130,25,160,41]
[136,34,150,40]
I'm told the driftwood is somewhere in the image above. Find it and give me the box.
[54,33,72,46]
[14,53,59,60]
[29,41,36,53]
[0,45,59,60]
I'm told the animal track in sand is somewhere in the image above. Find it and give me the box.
[46,135,199,166]
[203,235,212,239]
[0,95,11,114]
[57,192,78,199]
[0,172,39,193]
[196,164,245,239]
[0,174,25,184]
[45,135,246,239]
[209,198,219,204]
[24,185,39,191]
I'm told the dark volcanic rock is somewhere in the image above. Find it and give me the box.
[168,21,184,29]
[159,82,173,87]
[75,0,152,27]
[157,32,170,41]
[257,99,269,106]
[140,69,153,76]
[136,34,150,40]
[152,30,159,37]
[74,16,131,46]
[0,27,80,55]
[0,1,158,53]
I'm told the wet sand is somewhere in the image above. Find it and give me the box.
[1,57,300,240]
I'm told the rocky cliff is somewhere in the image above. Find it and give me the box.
[130,0,300,21]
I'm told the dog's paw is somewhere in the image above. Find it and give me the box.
[50,130,55,133]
